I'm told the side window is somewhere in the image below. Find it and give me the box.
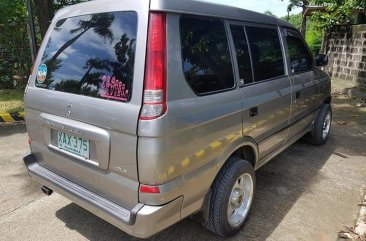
[230,25,253,84]
[245,26,285,82]
[286,31,313,73]
[180,16,235,94]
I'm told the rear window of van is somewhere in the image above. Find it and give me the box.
[180,16,235,95]
[35,11,137,102]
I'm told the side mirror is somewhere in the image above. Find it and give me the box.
[315,54,328,67]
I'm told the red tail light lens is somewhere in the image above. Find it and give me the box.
[140,12,167,120]
[139,184,160,194]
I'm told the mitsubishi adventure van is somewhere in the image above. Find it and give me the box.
[23,0,332,238]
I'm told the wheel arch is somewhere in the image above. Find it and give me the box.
[197,137,258,223]
[216,136,258,169]
[214,136,258,188]
[231,144,257,168]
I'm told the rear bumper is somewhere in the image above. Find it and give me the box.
[23,154,183,238]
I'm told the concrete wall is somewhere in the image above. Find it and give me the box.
[325,24,366,88]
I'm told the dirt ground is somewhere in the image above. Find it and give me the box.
[0,94,365,241]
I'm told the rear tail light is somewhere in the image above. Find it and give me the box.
[140,12,167,120]
[139,184,160,194]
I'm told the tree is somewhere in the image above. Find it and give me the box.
[112,34,136,89]
[286,0,310,36]
[281,13,302,29]
[48,13,114,67]
[306,18,323,53]
[264,10,277,18]
[33,0,91,38]
[79,58,110,89]
[43,13,115,89]
[0,0,27,24]
[53,0,89,12]
[281,13,322,53]
[0,0,30,88]
[52,33,136,99]
[33,0,54,38]
[312,0,366,31]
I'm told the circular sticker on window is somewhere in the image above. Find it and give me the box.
[36,64,47,83]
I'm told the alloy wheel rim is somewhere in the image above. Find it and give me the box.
[227,173,254,227]
[322,111,331,140]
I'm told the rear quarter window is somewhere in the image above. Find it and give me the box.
[35,11,137,102]
[180,16,235,95]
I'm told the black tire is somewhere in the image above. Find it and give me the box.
[309,104,332,145]
[204,157,256,237]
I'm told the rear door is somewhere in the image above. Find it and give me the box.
[25,0,149,209]
[283,28,320,140]
[228,23,292,161]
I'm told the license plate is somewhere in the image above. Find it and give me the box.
[57,131,89,159]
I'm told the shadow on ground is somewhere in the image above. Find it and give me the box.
[54,96,366,240]
[0,123,27,137]
[55,137,336,241]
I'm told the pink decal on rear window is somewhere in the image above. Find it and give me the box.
[100,75,129,101]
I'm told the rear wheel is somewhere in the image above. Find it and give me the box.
[309,104,332,145]
[204,157,255,237]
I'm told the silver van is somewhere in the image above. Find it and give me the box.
[23,0,332,238]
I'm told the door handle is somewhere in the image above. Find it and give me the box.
[296,91,301,99]
[249,107,258,117]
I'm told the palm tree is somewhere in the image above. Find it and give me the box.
[110,34,136,90]
[78,57,110,89]
[48,13,115,66]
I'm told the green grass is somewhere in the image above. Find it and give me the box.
[0,89,24,113]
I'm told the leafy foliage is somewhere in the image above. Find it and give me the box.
[48,12,114,70]
[53,0,90,12]
[312,0,366,31]
[34,0,91,37]
[286,0,310,12]
[281,13,323,54]
[283,0,311,35]
[264,10,277,18]
[305,19,323,53]
[0,0,30,89]
[281,13,303,29]
[0,0,27,24]
[0,0,92,89]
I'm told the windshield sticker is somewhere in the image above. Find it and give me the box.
[36,64,47,84]
[100,75,129,101]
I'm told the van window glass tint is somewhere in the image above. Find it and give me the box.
[230,25,253,84]
[246,27,284,82]
[180,16,234,94]
[286,34,313,73]
[35,12,137,102]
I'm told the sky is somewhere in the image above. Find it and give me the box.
[204,0,302,18]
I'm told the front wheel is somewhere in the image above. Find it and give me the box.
[204,157,255,237]
[309,104,332,145]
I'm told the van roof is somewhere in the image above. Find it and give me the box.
[57,0,295,29]
[150,0,294,28]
